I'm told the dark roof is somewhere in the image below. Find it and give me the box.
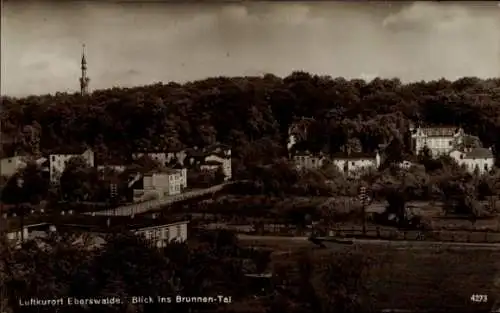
[293,151,324,157]
[330,151,377,160]
[418,127,462,137]
[205,143,231,152]
[46,215,188,233]
[95,153,129,166]
[184,148,207,157]
[464,148,493,159]
[48,147,91,155]
[200,160,223,166]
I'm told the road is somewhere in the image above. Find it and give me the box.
[237,234,500,250]
[86,182,230,216]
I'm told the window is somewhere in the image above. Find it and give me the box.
[175,225,182,241]
[484,164,489,171]
[449,141,453,146]
[52,156,55,162]
[460,154,464,159]
[351,162,355,166]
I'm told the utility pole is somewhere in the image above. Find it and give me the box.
[359,186,369,236]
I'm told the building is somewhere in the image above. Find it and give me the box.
[5,215,189,249]
[185,144,232,181]
[79,44,90,95]
[410,126,465,157]
[449,147,494,174]
[200,160,223,171]
[0,156,27,177]
[49,148,95,184]
[331,151,381,175]
[53,215,189,248]
[131,170,182,202]
[293,151,327,170]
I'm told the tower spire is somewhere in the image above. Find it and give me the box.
[79,44,90,95]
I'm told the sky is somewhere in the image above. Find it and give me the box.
[1,1,499,96]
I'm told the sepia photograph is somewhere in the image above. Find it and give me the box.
[1,0,500,312]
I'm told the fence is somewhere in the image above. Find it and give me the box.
[84,183,230,217]
[194,221,500,244]
[327,225,500,244]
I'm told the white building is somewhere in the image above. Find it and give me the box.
[185,144,232,181]
[136,220,189,248]
[293,151,327,170]
[449,147,495,174]
[0,156,27,177]
[410,126,465,157]
[331,152,381,175]
[143,170,182,196]
[49,148,95,184]
[44,217,189,249]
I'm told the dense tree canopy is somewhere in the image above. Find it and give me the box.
[2,74,500,179]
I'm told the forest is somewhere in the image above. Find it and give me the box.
[2,73,500,209]
[2,73,500,171]
[0,229,372,313]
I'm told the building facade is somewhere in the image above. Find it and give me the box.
[136,220,188,248]
[293,152,327,170]
[142,171,182,197]
[331,152,381,174]
[49,148,95,184]
[0,156,26,177]
[410,126,465,157]
[449,148,495,174]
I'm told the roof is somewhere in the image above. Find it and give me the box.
[49,147,92,156]
[184,148,207,157]
[205,143,231,152]
[46,215,188,233]
[463,148,493,159]
[293,151,324,157]
[331,151,377,160]
[417,127,462,137]
[144,168,180,176]
[200,160,223,166]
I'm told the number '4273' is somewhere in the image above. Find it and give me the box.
[470,294,488,303]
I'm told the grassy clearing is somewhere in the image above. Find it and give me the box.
[241,239,500,312]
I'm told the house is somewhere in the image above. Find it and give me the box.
[185,144,232,181]
[49,215,189,249]
[0,156,27,177]
[331,151,381,175]
[449,147,494,174]
[200,160,223,171]
[293,151,327,170]
[49,148,95,184]
[132,152,167,165]
[170,164,187,189]
[410,126,465,157]
[130,169,182,202]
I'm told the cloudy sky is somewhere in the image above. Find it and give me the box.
[1,1,499,96]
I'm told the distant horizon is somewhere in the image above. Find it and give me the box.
[3,73,500,99]
[2,1,499,96]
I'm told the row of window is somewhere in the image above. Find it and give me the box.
[142,225,183,241]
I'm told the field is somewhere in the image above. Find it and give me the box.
[240,237,500,312]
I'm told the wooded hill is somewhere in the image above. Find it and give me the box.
[2,73,500,177]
